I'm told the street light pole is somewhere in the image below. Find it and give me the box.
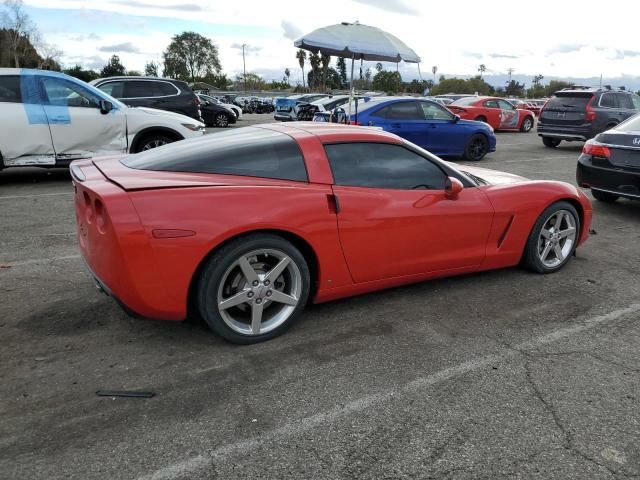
[242,43,247,93]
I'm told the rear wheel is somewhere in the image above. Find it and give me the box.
[196,234,311,344]
[542,137,561,148]
[591,189,619,203]
[463,134,489,161]
[521,201,580,274]
[520,116,533,132]
[133,133,174,153]
[474,115,487,123]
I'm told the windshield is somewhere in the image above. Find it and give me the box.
[546,94,592,110]
[616,112,640,133]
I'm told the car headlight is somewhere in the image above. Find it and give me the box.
[182,123,204,131]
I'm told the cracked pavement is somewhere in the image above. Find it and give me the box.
[1,116,640,479]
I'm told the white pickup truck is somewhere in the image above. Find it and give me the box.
[0,68,205,170]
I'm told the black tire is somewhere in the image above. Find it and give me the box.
[520,201,580,274]
[520,116,534,132]
[474,115,487,123]
[591,189,619,203]
[463,134,489,161]
[542,137,561,148]
[132,133,175,153]
[196,233,311,344]
[214,112,231,128]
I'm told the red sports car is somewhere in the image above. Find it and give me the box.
[448,97,536,132]
[71,123,592,344]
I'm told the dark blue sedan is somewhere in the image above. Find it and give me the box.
[349,98,497,161]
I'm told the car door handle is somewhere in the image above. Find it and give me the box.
[391,123,401,128]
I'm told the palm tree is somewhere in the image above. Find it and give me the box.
[296,50,307,88]
[432,65,438,84]
[320,53,331,89]
[478,64,486,79]
[284,67,290,85]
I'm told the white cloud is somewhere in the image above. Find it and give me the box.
[23,0,640,82]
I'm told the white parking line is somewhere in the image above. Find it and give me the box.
[139,303,640,480]
[1,254,81,267]
[0,192,72,200]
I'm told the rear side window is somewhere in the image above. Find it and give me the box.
[388,102,422,120]
[0,75,21,102]
[154,81,179,96]
[600,93,616,108]
[96,81,125,98]
[123,81,158,98]
[616,93,634,109]
[324,142,446,190]
[122,127,308,182]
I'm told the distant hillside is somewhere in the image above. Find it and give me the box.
[0,28,43,68]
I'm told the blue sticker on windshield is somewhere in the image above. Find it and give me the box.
[21,69,72,125]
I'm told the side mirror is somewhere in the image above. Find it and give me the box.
[99,100,113,114]
[452,114,460,123]
[445,177,464,200]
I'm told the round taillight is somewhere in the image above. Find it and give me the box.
[94,199,107,234]
[83,192,93,224]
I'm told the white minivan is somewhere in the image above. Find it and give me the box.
[0,69,205,170]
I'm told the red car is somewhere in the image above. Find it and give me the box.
[448,97,536,132]
[508,98,543,116]
[72,123,592,344]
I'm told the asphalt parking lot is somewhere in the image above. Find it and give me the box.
[1,115,640,480]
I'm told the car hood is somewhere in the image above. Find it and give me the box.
[446,162,528,185]
[126,106,203,125]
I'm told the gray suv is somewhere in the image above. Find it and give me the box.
[538,86,640,147]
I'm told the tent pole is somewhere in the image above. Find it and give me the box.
[348,54,355,124]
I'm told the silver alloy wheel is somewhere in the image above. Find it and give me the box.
[141,139,168,151]
[522,117,533,131]
[215,113,229,127]
[217,249,302,336]
[537,209,577,268]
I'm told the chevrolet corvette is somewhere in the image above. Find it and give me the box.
[72,123,592,344]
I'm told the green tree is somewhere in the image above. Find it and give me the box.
[542,80,573,97]
[429,76,493,96]
[100,54,126,77]
[163,31,221,82]
[372,70,402,93]
[308,52,321,88]
[296,49,307,88]
[1,0,37,67]
[320,52,331,89]
[406,79,432,94]
[201,72,232,90]
[478,64,486,79]
[144,61,159,76]
[235,72,264,90]
[63,64,99,82]
[505,79,525,97]
[284,67,290,85]
[336,57,347,87]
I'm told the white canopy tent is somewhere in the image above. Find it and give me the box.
[294,21,421,121]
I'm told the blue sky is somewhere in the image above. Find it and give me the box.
[15,0,640,87]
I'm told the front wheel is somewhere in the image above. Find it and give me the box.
[214,113,230,127]
[520,201,580,274]
[520,116,533,132]
[463,134,489,161]
[196,234,311,344]
[474,115,487,123]
[542,137,561,148]
[133,133,174,153]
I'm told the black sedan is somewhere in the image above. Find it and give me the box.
[577,115,640,203]
[197,95,237,128]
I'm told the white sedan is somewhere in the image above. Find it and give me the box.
[0,68,204,169]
